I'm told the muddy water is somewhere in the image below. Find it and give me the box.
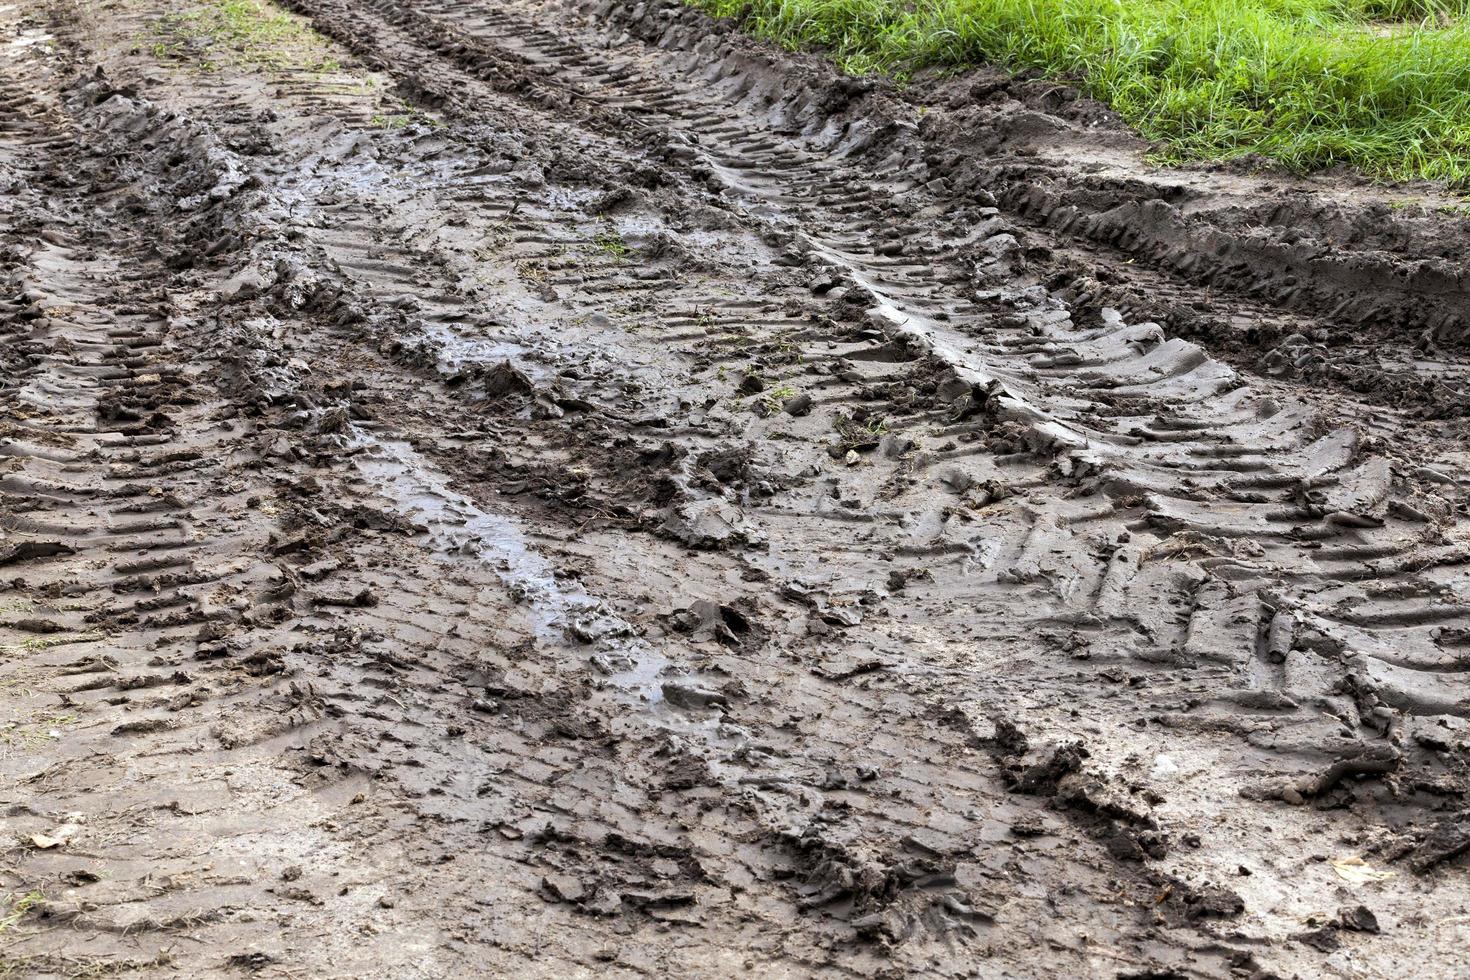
[353,435,606,641]
[352,433,675,700]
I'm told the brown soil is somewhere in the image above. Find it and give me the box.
[2,0,1469,977]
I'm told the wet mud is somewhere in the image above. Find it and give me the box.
[2,0,1470,976]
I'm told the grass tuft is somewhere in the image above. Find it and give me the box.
[690,0,1470,184]
[141,0,342,74]
[592,227,630,259]
[0,891,44,936]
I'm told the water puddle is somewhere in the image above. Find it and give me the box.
[350,433,673,701]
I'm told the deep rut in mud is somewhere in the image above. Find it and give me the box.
[3,0,1470,976]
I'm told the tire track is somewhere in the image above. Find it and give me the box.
[282,0,1470,776]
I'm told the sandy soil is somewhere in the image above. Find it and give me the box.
[2,1,1469,976]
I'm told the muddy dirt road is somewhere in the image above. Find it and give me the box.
[3,1,1470,976]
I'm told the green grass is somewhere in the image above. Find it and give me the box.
[690,0,1470,183]
[592,227,630,258]
[760,383,798,414]
[141,0,342,74]
[0,891,44,935]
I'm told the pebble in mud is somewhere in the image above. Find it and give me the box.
[782,392,813,416]
[660,680,727,711]
[1338,904,1381,933]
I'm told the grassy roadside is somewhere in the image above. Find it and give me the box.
[140,0,342,73]
[689,0,1470,184]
